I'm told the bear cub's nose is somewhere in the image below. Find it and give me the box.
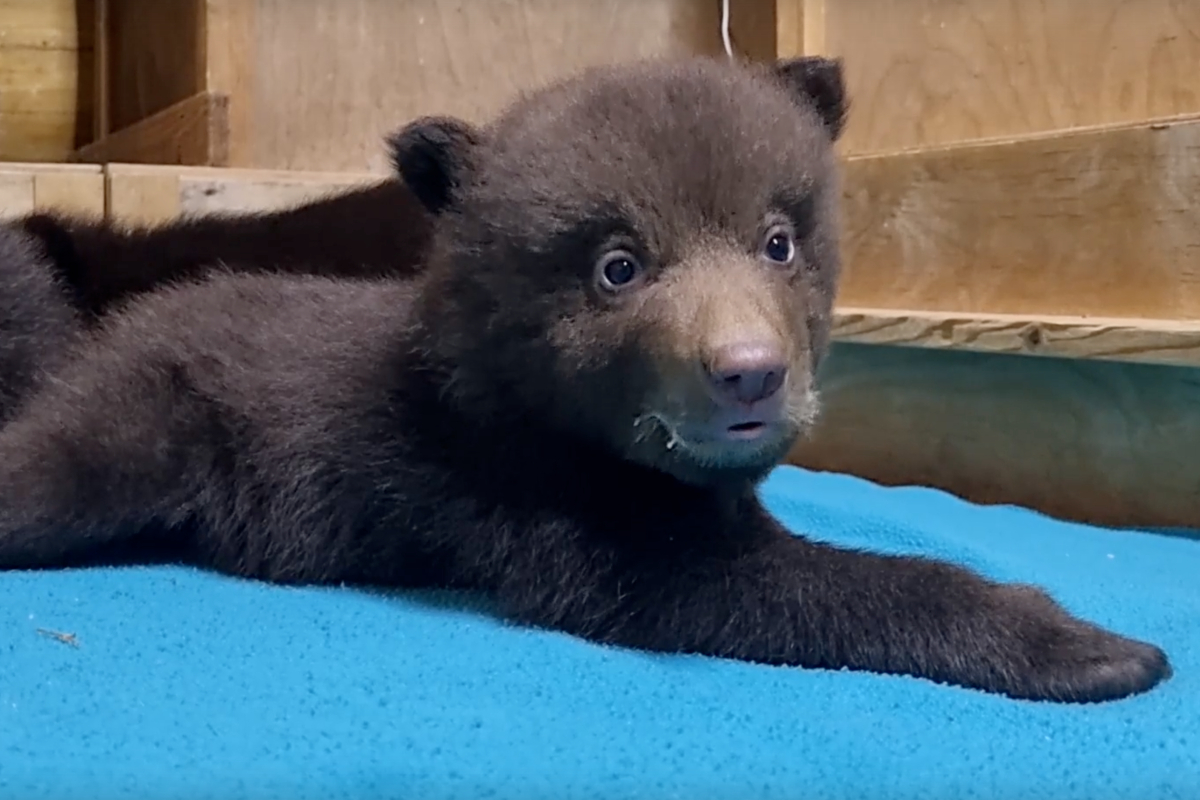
[705,342,788,406]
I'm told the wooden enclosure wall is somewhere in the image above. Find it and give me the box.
[83,0,726,173]
[1,1,1198,531]
[802,0,1200,157]
[0,0,94,162]
[0,162,104,217]
[727,0,1200,530]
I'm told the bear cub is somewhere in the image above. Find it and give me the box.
[0,226,83,422]
[14,171,429,321]
[0,144,428,420]
[0,56,1170,703]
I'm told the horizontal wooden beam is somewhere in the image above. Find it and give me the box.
[102,163,382,225]
[0,164,105,219]
[74,91,230,167]
[832,307,1200,368]
[838,113,1200,321]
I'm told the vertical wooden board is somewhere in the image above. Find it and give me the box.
[94,0,110,140]
[105,165,183,225]
[790,342,1200,531]
[774,0,805,58]
[822,0,1200,156]
[799,0,825,56]
[201,0,255,167]
[0,172,36,217]
[247,0,725,172]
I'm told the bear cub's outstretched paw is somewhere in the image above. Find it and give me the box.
[990,584,1170,703]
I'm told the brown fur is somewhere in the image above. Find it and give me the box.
[0,226,82,422]
[0,56,1170,703]
[16,176,431,321]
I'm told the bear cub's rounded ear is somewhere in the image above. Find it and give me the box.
[386,116,484,215]
[770,56,848,141]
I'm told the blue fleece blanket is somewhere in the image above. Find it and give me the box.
[3,465,1197,800]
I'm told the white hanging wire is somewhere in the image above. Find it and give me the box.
[720,0,733,58]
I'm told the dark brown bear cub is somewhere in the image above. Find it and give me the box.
[0,226,82,423]
[15,175,429,321]
[0,56,1170,703]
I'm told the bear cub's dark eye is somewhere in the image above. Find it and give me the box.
[762,226,795,266]
[596,249,643,292]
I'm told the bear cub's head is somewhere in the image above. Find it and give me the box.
[391,56,847,488]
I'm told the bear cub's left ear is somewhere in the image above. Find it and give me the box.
[770,56,848,141]
[386,116,485,215]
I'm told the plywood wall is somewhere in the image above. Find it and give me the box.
[0,0,94,162]
[814,0,1200,156]
[837,114,1200,319]
[247,0,725,172]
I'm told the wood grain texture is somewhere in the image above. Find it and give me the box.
[75,91,231,166]
[839,114,1200,320]
[726,0,777,61]
[822,0,1200,155]
[104,165,182,226]
[789,342,1200,531]
[199,0,255,167]
[102,164,381,223]
[18,158,1197,532]
[0,173,35,216]
[0,164,104,219]
[93,0,109,140]
[834,308,1200,368]
[0,0,94,161]
[102,0,203,132]
[246,0,724,172]
[31,170,105,217]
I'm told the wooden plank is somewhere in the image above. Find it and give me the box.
[821,0,1200,156]
[175,172,378,216]
[200,0,255,167]
[246,0,725,173]
[833,308,1200,368]
[774,0,804,58]
[74,91,230,166]
[0,0,89,48]
[0,0,93,161]
[102,163,383,223]
[0,164,104,218]
[800,0,826,56]
[93,0,109,141]
[0,172,35,217]
[32,170,105,218]
[838,114,1200,320]
[105,165,182,226]
[789,342,1200,531]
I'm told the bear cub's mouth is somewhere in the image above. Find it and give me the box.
[726,420,767,438]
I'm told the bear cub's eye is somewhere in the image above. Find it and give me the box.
[762,225,796,266]
[596,249,644,292]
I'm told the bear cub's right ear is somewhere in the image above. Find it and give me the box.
[386,116,484,215]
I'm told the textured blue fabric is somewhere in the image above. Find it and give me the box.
[3,465,1198,800]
